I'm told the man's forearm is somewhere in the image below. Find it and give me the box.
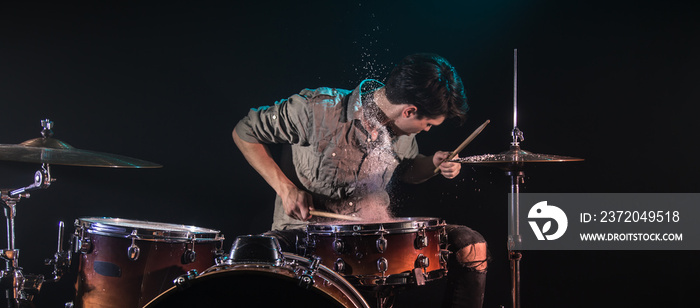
[232,128,295,195]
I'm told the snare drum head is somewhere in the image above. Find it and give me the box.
[76,217,221,241]
[306,217,442,234]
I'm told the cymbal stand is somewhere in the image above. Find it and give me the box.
[1,164,53,307]
[507,48,524,308]
[506,166,524,308]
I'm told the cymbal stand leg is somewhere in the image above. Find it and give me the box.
[507,170,524,308]
[509,251,522,308]
[4,201,15,252]
[1,197,20,307]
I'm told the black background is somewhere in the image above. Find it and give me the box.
[1,1,698,307]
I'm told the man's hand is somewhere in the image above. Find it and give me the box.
[233,128,315,221]
[280,184,314,221]
[433,151,461,179]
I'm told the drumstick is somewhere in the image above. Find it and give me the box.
[433,119,491,174]
[310,210,363,221]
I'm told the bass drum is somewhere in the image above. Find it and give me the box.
[144,236,369,308]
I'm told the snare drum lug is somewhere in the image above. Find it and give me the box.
[415,254,429,269]
[127,230,141,261]
[332,238,345,254]
[415,233,428,249]
[440,249,450,267]
[334,258,347,274]
[376,236,387,253]
[76,236,92,254]
[440,228,448,246]
[182,238,197,264]
[127,244,140,261]
[181,249,196,264]
[377,257,388,274]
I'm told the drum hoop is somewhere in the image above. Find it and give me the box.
[283,253,370,308]
[154,253,370,308]
[77,217,223,242]
[306,217,444,235]
[346,268,447,286]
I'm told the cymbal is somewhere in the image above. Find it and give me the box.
[0,137,162,168]
[451,146,583,165]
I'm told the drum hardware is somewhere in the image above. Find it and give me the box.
[172,270,199,290]
[127,230,142,261]
[412,253,431,287]
[414,226,428,249]
[0,120,164,307]
[450,50,583,308]
[212,237,226,265]
[334,258,347,273]
[415,254,429,269]
[375,257,389,287]
[72,217,223,307]
[375,235,387,253]
[228,234,284,266]
[298,255,321,289]
[73,221,92,254]
[181,238,197,264]
[306,218,447,289]
[296,233,315,259]
[333,237,345,254]
[0,162,54,307]
[145,236,370,308]
[439,249,450,267]
[44,221,72,282]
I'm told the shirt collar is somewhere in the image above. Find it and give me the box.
[347,79,384,122]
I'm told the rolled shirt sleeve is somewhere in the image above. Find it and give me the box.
[234,93,312,145]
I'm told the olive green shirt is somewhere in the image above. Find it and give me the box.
[235,79,419,230]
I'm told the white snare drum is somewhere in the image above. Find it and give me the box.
[72,217,224,308]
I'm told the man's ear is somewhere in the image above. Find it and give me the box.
[402,105,418,118]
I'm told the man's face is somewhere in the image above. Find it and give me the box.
[391,109,445,136]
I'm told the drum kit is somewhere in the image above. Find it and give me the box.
[0,50,582,308]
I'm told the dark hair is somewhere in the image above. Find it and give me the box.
[384,53,468,122]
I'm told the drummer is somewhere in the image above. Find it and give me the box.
[233,53,488,308]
